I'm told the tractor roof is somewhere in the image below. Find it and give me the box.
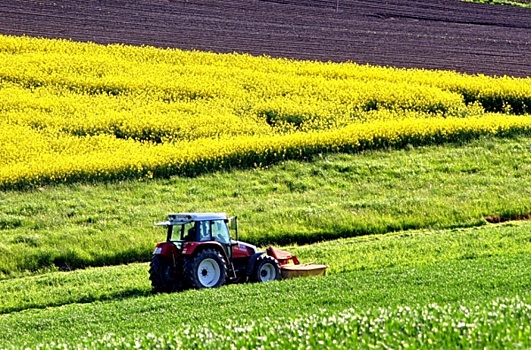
[155,212,227,226]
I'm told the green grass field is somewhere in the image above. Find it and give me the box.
[0,136,530,348]
[2,220,531,315]
[2,130,531,348]
[1,135,531,279]
[1,220,531,348]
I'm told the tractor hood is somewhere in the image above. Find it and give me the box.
[234,241,258,255]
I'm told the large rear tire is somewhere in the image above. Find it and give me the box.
[251,255,281,282]
[149,255,183,293]
[185,249,227,289]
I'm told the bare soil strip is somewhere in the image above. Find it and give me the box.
[485,213,531,223]
[0,0,529,77]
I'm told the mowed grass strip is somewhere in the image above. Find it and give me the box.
[1,135,531,278]
[1,249,530,347]
[1,221,530,315]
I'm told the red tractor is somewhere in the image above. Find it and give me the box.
[149,212,313,293]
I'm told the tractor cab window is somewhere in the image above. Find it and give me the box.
[180,222,196,241]
[198,221,211,241]
[212,220,230,244]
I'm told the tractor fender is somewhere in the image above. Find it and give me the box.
[246,251,266,277]
[153,241,179,260]
[183,241,231,264]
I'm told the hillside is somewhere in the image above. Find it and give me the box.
[1,1,531,348]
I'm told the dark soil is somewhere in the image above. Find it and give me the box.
[485,213,531,223]
[0,0,529,77]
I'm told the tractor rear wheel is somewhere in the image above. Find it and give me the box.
[149,255,183,293]
[185,249,227,289]
[251,255,281,282]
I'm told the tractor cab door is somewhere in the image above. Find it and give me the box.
[211,219,232,259]
[228,216,238,241]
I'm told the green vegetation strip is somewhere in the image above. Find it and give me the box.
[1,136,531,278]
[2,221,531,315]
[1,251,530,348]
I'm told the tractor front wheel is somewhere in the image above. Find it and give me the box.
[149,255,183,293]
[251,255,281,282]
[185,249,227,289]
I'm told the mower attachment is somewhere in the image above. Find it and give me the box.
[266,246,328,279]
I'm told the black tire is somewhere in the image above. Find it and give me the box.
[184,249,227,289]
[251,255,281,282]
[149,255,183,293]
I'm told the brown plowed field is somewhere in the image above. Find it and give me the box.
[0,0,530,77]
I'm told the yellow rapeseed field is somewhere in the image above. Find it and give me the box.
[0,34,530,189]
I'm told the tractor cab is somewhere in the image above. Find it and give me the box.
[154,213,250,257]
[157,213,233,244]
